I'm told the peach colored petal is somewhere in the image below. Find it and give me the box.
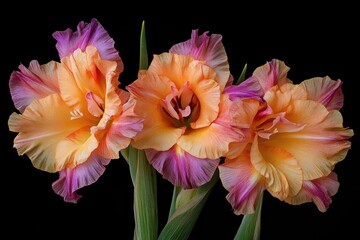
[189,78,220,129]
[169,29,230,91]
[216,98,259,159]
[127,73,185,151]
[148,53,217,91]
[10,60,59,112]
[146,145,219,189]
[179,95,259,159]
[263,84,307,114]
[251,136,303,200]
[92,67,122,131]
[219,146,265,215]
[55,126,99,169]
[252,59,292,93]
[96,97,143,159]
[86,91,105,117]
[301,76,343,110]
[141,53,221,129]
[8,94,89,172]
[58,46,118,111]
[285,172,339,212]
[177,123,240,159]
[267,108,353,180]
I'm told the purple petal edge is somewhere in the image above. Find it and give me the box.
[52,153,110,203]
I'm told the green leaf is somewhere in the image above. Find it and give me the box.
[234,192,263,240]
[235,63,248,85]
[168,186,182,219]
[158,170,219,240]
[139,20,148,70]
[123,21,157,240]
[128,145,158,240]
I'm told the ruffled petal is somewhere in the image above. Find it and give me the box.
[8,94,88,172]
[285,172,339,212]
[224,76,264,101]
[189,77,220,129]
[148,53,217,90]
[169,29,229,91]
[53,18,123,71]
[127,72,185,151]
[268,101,353,180]
[252,59,291,93]
[146,145,219,189]
[52,153,110,203]
[251,136,303,200]
[219,146,265,215]
[55,126,99,169]
[301,76,343,110]
[97,97,143,159]
[58,46,118,111]
[178,122,239,159]
[9,60,59,112]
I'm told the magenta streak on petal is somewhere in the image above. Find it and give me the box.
[319,80,343,109]
[146,146,220,189]
[302,172,339,212]
[86,91,104,117]
[224,76,264,101]
[9,60,59,112]
[53,18,122,70]
[218,162,265,215]
[169,29,224,69]
[52,153,110,203]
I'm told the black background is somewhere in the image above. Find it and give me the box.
[2,3,359,239]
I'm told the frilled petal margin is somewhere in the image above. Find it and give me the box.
[224,76,264,101]
[178,95,243,159]
[8,94,88,172]
[252,59,291,93]
[300,77,343,111]
[52,153,110,203]
[96,98,144,159]
[219,146,265,215]
[127,72,185,151]
[285,172,339,212]
[252,136,303,200]
[9,60,59,112]
[169,29,230,91]
[53,18,123,71]
[146,145,219,189]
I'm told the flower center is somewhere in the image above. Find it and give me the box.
[161,81,200,128]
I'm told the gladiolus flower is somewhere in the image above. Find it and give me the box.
[218,59,353,215]
[8,19,143,203]
[127,30,245,189]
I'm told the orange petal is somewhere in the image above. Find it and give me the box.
[189,77,220,129]
[178,122,240,159]
[55,126,99,169]
[58,46,118,110]
[8,94,89,172]
[251,136,303,199]
[267,101,353,180]
[128,72,185,151]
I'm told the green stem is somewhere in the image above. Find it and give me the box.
[234,192,263,240]
[128,146,158,240]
